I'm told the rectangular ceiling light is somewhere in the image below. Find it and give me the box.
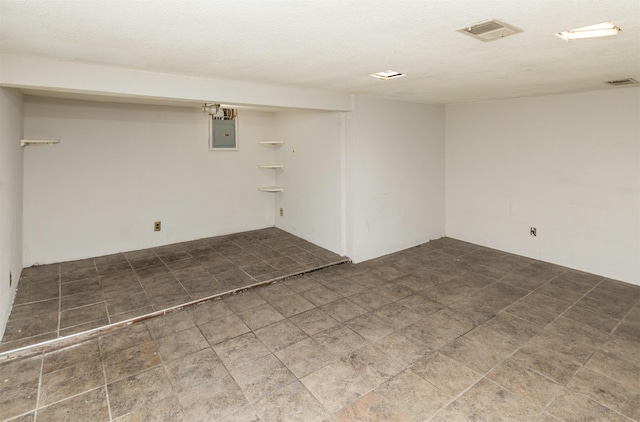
[370,70,406,80]
[555,22,620,41]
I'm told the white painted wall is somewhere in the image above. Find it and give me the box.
[0,87,24,338]
[273,110,345,255]
[23,97,277,265]
[446,88,640,285]
[346,96,446,262]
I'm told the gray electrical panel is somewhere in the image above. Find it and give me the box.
[211,119,237,149]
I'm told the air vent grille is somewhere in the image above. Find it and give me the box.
[607,78,639,86]
[458,19,522,41]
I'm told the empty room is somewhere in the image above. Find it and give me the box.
[0,0,638,421]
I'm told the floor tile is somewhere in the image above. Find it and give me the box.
[102,339,162,383]
[374,330,432,367]
[376,369,450,421]
[373,302,423,330]
[237,303,286,330]
[187,299,233,326]
[440,335,515,374]
[455,378,539,422]
[320,298,368,323]
[510,345,580,385]
[214,404,262,422]
[482,312,541,343]
[312,325,369,356]
[334,390,410,422]
[486,358,562,410]
[155,326,209,362]
[254,381,328,422]
[213,332,271,370]
[546,389,633,422]
[269,293,316,318]
[229,353,296,402]
[567,366,640,420]
[164,348,228,392]
[585,349,640,391]
[411,351,481,396]
[401,318,460,350]
[339,344,405,389]
[107,366,174,418]
[198,313,251,345]
[42,340,100,373]
[430,399,488,422]
[2,311,58,342]
[177,374,247,421]
[113,395,186,421]
[345,313,396,341]
[301,285,343,307]
[59,302,108,329]
[301,361,371,413]
[38,360,104,406]
[3,228,347,350]
[283,275,322,293]
[223,290,267,313]
[6,299,59,322]
[349,289,396,312]
[100,321,152,355]
[502,301,559,327]
[2,233,639,422]
[253,319,309,352]
[275,338,335,378]
[0,377,39,421]
[37,387,109,421]
[289,308,340,336]
[543,316,609,346]
[526,330,596,365]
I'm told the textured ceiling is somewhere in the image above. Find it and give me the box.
[0,0,638,104]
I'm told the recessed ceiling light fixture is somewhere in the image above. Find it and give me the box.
[555,22,621,41]
[370,70,406,80]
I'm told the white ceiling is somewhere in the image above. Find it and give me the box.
[1,0,638,104]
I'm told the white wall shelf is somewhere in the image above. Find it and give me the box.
[258,186,284,192]
[20,139,60,147]
[258,141,284,192]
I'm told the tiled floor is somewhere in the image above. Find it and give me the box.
[1,237,639,421]
[0,228,347,352]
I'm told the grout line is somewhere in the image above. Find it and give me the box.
[33,350,45,420]
[56,265,62,339]
[96,340,113,421]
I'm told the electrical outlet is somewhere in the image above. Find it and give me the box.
[154,221,161,232]
[280,208,284,216]
[530,227,537,237]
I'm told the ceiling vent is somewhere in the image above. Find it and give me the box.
[458,19,522,42]
[606,78,639,86]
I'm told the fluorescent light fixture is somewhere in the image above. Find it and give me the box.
[20,139,60,147]
[555,22,620,41]
[370,70,406,80]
